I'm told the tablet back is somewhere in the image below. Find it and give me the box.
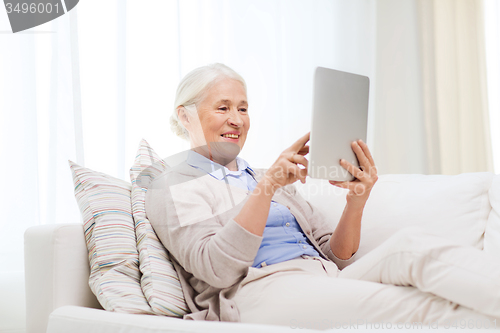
[308,67,370,181]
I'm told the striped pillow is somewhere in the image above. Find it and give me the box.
[69,161,154,314]
[130,139,188,316]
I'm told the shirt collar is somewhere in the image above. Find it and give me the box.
[186,150,256,180]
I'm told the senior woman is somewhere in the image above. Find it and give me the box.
[145,63,500,328]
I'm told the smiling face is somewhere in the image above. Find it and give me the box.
[178,78,250,168]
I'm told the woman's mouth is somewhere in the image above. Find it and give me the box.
[221,133,240,141]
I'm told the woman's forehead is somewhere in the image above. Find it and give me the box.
[212,99,248,106]
[203,79,247,104]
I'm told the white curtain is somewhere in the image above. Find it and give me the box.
[417,0,494,175]
[371,0,495,175]
[1,0,498,332]
[0,7,82,333]
[77,0,376,176]
[484,0,500,174]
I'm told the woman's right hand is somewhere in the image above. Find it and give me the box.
[235,132,310,236]
[263,132,310,190]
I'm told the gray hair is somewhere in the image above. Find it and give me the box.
[170,63,247,140]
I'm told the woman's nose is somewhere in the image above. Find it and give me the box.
[227,108,243,127]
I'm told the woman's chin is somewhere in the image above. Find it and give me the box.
[211,141,241,165]
[194,142,241,166]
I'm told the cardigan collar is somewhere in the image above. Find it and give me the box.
[186,150,256,181]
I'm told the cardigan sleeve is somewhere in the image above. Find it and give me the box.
[145,170,263,289]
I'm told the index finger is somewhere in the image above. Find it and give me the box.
[289,132,310,152]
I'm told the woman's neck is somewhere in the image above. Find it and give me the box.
[191,146,238,171]
[224,159,238,172]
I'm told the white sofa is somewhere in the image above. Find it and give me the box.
[24,173,500,333]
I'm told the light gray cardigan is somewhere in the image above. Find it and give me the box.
[145,161,355,322]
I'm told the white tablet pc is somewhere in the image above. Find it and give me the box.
[308,67,370,181]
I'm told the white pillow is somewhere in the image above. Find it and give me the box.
[69,161,154,314]
[130,139,188,316]
[296,173,494,260]
[485,174,500,257]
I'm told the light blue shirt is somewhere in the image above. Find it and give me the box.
[186,150,258,192]
[186,150,320,268]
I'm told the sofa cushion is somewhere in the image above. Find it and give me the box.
[296,172,493,260]
[130,139,188,316]
[69,161,154,314]
[485,174,500,257]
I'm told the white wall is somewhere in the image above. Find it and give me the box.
[372,0,427,175]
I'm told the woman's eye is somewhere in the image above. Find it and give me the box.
[218,107,227,111]
[239,108,247,112]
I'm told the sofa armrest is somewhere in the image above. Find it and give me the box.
[24,224,102,333]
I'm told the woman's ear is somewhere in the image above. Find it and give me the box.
[177,106,190,130]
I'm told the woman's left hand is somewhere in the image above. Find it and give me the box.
[329,140,378,205]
